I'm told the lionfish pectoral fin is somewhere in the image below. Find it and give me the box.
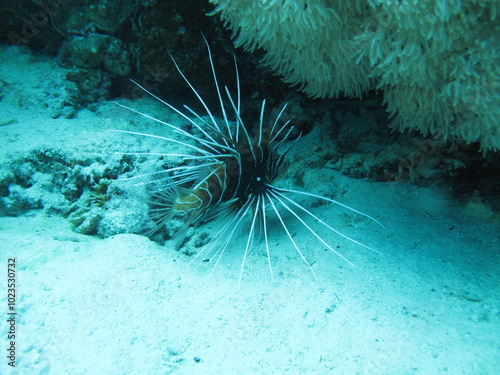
[140,171,182,236]
[145,171,208,251]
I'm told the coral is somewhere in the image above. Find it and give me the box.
[135,0,228,96]
[50,0,133,108]
[86,178,112,207]
[369,0,500,153]
[50,0,134,36]
[68,206,102,235]
[210,0,500,152]
[0,144,144,237]
[65,69,111,110]
[211,0,374,98]
[57,34,132,76]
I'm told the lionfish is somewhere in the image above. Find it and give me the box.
[112,38,382,282]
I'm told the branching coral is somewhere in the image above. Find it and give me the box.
[210,0,500,152]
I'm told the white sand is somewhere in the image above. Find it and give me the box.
[0,47,499,375]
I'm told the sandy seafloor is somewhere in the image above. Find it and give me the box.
[0,47,499,375]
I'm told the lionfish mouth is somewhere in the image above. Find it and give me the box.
[110,37,383,282]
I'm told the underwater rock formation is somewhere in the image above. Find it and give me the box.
[53,0,134,77]
[50,0,134,36]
